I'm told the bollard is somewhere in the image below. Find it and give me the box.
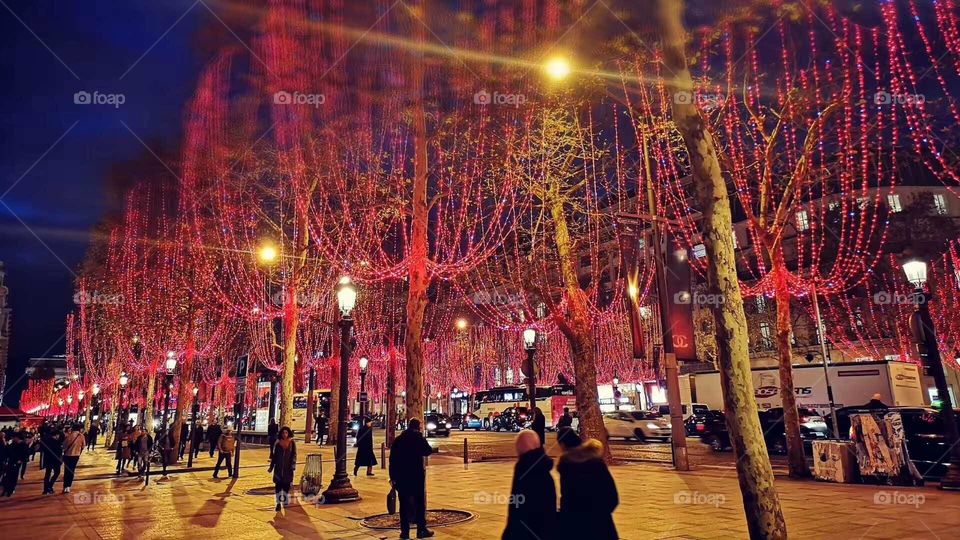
[381,442,386,469]
[463,437,468,467]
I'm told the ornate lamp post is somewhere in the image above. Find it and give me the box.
[323,276,360,503]
[118,372,129,426]
[523,327,538,412]
[903,258,960,489]
[359,356,369,419]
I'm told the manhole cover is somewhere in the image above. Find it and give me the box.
[361,509,474,530]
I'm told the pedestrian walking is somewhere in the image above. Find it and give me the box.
[178,422,190,460]
[135,427,153,478]
[116,427,133,475]
[530,407,546,446]
[268,426,296,511]
[388,419,434,539]
[41,431,64,495]
[192,424,205,459]
[353,417,378,476]
[555,428,618,540]
[86,424,99,451]
[207,423,222,458]
[213,428,235,478]
[267,418,279,457]
[315,413,329,445]
[0,433,27,497]
[158,427,174,476]
[502,430,556,540]
[61,424,86,494]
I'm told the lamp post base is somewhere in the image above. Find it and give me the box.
[939,462,960,490]
[322,472,360,503]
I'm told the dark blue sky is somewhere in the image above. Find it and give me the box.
[1,1,208,404]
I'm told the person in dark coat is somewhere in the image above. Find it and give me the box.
[502,430,556,540]
[86,424,100,451]
[315,413,329,445]
[192,424,205,459]
[862,393,889,410]
[41,431,64,495]
[353,417,378,476]
[268,426,297,512]
[1,434,27,497]
[158,428,174,476]
[389,419,435,539]
[178,422,190,460]
[530,407,546,446]
[556,408,573,430]
[555,428,618,540]
[207,423,222,458]
[267,419,279,457]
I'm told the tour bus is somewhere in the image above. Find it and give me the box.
[289,390,331,434]
[473,384,576,429]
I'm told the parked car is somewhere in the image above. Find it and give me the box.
[450,413,483,431]
[699,407,828,453]
[424,413,452,437]
[834,406,957,479]
[347,414,361,437]
[603,411,672,441]
[654,403,709,422]
[491,406,529,432]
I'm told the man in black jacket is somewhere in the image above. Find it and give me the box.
[502,430,555,539]
[41,431,64,495]
[389,419,435,539]
[207,423,222,458]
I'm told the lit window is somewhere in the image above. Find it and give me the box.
[796,210,810,231]
[933,193,948,215]
[756,296,767,313]
[693,244,707,258]
[732,229,739,248]
[760,323,773,349]
[887,194,902,213]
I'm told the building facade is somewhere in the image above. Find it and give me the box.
[0,262,10,403]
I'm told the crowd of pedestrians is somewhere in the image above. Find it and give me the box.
[0,421,85,497]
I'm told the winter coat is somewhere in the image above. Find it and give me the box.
[354,424,378,467]
[388,428,432,492]
[192,426,205,444]
[269,439,297,485]
[208,425,223,444]
[556,438,619,540]
[63,431,85,457]
[41,435,64,467]
[531,413,546,446]
[502,447,557,540]
[218,433,236,454]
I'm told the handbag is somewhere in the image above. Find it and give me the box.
[386,486,397,515]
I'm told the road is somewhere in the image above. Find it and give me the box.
[365,427,790,472]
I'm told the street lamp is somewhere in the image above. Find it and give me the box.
[523,327,538,412]
[544,56,572,81]
[159,352,178,476]
[118,372,129,426]
[612,373,621,412]
[257,243,279,264]
[323,276,360,503]
[903,258,960,489]
[359,356,369,419]
[455,318,468,331]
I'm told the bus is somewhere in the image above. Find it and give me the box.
[290,390,331,434]
[473,384,576,429]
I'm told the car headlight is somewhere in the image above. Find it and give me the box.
[445,422,452,428]
[427,422,437,430]
[646,423,660,430]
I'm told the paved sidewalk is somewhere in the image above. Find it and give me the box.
[0,442,957,539]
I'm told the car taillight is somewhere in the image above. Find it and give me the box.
[696,423,705,432]
[519,414,527,419]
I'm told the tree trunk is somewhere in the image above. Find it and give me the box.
[771,253,809,477]
[549,197,610,459]
[171,334,196,460]
[144,370,156,431]
[386,344,398,447]
[404,0,429,423]
[207,384,217,424]
[656,0,787,537]
[279,287,298,428]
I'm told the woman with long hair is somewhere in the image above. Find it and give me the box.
[268,426,297,512]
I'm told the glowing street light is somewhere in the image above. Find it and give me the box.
[257,243,279,264]
[336,276,357,317]
[455,318,468,330]
[165,351,178,373]
[544,56,572,81]
[902,259,928,288]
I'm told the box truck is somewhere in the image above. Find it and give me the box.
[683,360,925,415]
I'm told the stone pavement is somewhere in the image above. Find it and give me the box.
[0,441,957,539]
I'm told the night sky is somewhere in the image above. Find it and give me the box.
[0,1,208,405]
